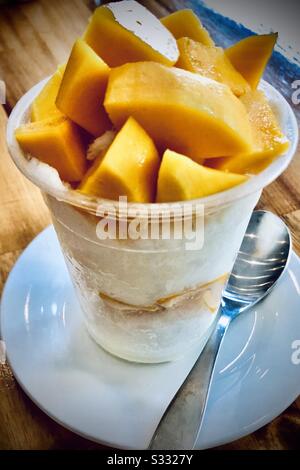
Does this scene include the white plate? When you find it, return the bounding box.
[1,226,300,450]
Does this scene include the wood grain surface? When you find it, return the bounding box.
[0,0,299,450]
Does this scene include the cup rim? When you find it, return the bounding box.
[6,77,299,215]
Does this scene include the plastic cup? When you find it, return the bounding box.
[7,78,298,363]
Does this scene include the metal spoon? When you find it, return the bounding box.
[150,210,291,450]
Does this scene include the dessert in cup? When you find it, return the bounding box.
[7,1,297,363]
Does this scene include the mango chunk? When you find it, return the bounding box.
[161,9,214,46]
[226,33,278,89]
[176,38,249,97]
[104,62,254,161]
[31,64,66,122]
[207,90,289,174]
[56,39,111,137]
[15,116,87,182]
[83,1,178,67]
[156,150,248,202]
[79,117,159,202]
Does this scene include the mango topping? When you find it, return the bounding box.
[104,61,254,161]
[79,117,160,202]
[161,9,214,46]
[15,116,87,182]
[226,33,278,89]
[56,39,111,137]
[31,64,66,122]
[156,150,248,202]
[14,2,287,202]
[176,38,249,97]
[207,90,289,174]
[83,1,179,67]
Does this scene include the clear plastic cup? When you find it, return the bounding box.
[7,78,298,363]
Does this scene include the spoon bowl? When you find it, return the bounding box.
[224,211,291,315]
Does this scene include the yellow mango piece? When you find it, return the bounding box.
[156,150,248,202]
[56,39,111,137]
[104,62,254,161]
[79,117,159,203]
[15,116,87,182]
[57,63,66,75]
[161,9,214,46]
[31,64,66,122]
[176,38,249,97]
[207,90,289,174]
[83,1,178,67]
[226,33,278,89]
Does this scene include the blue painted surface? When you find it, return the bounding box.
[182,0,300,120]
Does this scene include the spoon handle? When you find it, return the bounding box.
[149,312,230,450]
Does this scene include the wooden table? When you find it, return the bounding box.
[0,0,299,450]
